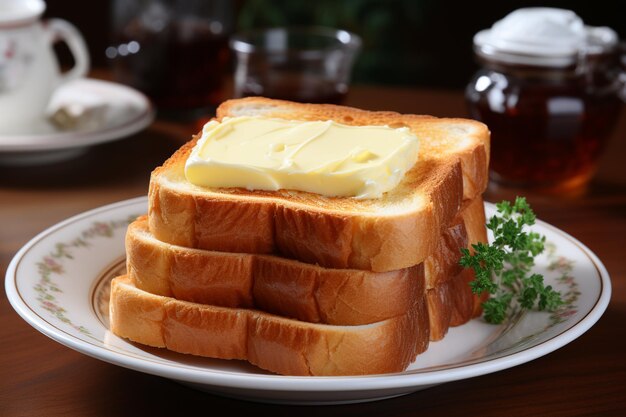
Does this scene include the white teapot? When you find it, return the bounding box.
[0,0,89,133]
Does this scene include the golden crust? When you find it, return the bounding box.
[427,268,487,341]
[128,216,424,326]
[128,196,486,325]
[109,266,484,375]
[109,275,429,376]
[148,98,490,271]
[425,198,489,341]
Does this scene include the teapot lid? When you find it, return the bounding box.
[474,8,618,67]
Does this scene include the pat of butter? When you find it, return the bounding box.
[184,116,419,199]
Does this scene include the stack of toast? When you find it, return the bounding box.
[109,97,491,376]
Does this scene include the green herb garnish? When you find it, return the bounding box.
[460,197,563,324]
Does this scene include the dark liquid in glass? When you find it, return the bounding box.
[467,68,621,189]
[111,17,229,109]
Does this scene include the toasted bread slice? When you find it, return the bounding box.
[148,98,490,272]
[109,275,429,376]
[423,197,487,289]
[427,267,487,341]
[127,197,486,325]
[424,198,487,340]
[128,215,424,326]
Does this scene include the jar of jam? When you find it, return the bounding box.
[466,8,625,192]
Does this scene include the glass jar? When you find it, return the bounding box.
[466,8,625,192]
[107,0,233,114]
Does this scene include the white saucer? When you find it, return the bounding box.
[4,198,611,405]
[0,78,154,165]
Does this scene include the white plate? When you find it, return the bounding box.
[0,78,154,164]
[5,197,611,405]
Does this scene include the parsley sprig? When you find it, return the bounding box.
[460,197,563,324]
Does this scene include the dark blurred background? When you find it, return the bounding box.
[44,0,626,90]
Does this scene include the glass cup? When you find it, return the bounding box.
[107,0,233,116]
[230,27,361,104]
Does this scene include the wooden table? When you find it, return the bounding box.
[1,85,625,416]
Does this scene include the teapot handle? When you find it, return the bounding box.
[45,18,90,85]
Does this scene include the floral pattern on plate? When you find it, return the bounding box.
[5,197,611,405]
[34,217,136,338]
